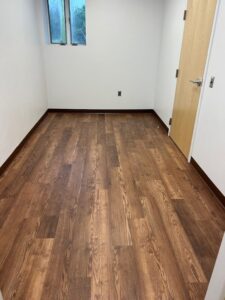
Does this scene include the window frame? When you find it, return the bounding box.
[47,0,67,45]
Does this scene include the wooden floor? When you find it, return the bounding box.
[0,112,224,300]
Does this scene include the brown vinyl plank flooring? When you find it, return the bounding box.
[0,112,224,300]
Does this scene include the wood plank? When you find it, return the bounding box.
[113,246,140,300]
[90,189,117,299]
[130,218,175,299]
[108,168,132,247]
[147,180,207,283]
[141,196,191,299]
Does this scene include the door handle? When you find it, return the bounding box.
[190,79,202,87]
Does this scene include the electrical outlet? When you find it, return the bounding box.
[118,91,122,97]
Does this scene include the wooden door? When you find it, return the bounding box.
[170,0,217,158]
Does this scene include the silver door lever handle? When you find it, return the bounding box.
[190,79,202,87]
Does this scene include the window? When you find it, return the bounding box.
[69,0,86,45]
[47,0,67,45]
[47,0,86,46]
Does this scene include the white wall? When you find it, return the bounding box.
[192,0,225,196]
[205,234,225,300]
[39,0,164,109]
[154,0,186,127]
[0,0,48,167]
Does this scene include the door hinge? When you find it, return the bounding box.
[175,69,179,78]
[183,10,187,21]
[169,118,172,126]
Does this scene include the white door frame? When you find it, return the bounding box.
[188,0,221,162]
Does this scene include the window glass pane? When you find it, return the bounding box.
[47,0,67,44]
[69,0,86,45]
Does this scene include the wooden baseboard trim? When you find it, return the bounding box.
[48,108,154,113]
[0,110,49,176]
[191,158,225,207]
[152,111,169,133]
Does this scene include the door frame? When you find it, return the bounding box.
[187,0,221,162]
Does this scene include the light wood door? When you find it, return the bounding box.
[170,0,217,158]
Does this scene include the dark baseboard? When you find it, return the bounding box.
[191,158,225,207]
[152,111,169,133]
[48,108,154,113]
[0,110,49,176]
